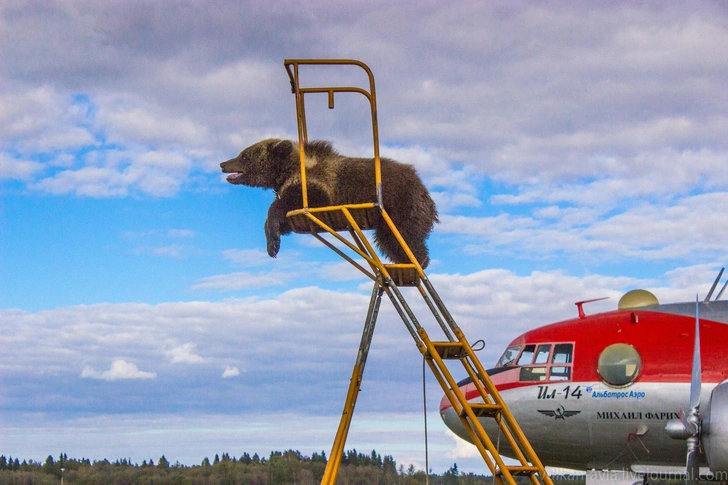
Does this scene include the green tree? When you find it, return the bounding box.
[42,455,56,475]
[267,450,303,485]
[443,463,459,485]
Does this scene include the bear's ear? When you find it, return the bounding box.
[268,139,294,159]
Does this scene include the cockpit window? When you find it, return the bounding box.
[496,342,575,382]
[534,344,551,364]
[513,343,575,382]
[520,366,547,381]
[549,366,571,381]
[496,345,522,367]
[552,343,573,364]
[517,344,536,366]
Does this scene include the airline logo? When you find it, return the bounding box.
[537,405,581,420]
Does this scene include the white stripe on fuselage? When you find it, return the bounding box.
[441,382,716,470]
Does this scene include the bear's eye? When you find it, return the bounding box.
[241,155,249,163]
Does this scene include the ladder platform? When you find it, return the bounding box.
[384,264,420,287]
[429,341,468,360]
[462,403,502,418]
[287,205,381,234]
[496,466,539,477]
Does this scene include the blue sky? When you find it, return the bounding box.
[2,0,728,474]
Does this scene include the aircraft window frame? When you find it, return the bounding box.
[520,366,548,381]
[517,344,536,366]
[496,345,522,367]
[597,343,641,387]
[509,342,574,383]
[549,366,571,381]
[552,343,573,364]
[534,344,551,364]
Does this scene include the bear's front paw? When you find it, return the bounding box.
[267,235,280,257]
[265,216,281,257]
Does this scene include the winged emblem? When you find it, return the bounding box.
[537,405,581,420]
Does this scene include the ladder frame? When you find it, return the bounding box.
[282,58,552,485]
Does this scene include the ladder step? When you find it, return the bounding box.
[496,465,539,477]
[430,342,467,360]
[384,264,419,287]
[461,403,502,418]
[287,206,381,233]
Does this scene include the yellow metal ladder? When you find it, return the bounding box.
[283,59,553,485]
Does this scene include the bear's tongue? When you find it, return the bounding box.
[226,173,244,183]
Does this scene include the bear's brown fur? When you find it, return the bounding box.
[221,139,438,268]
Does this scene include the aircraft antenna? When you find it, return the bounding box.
[715,278,728,301]
[704,267,724,302]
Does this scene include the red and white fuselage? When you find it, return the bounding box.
[439,296,728,471]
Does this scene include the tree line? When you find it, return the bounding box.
[0,450,586,485]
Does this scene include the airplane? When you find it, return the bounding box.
[439,271,728,484]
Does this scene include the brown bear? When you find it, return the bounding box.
[221,139,438,268]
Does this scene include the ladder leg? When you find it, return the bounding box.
[421,276,460,332]
[415,280,454,341]
[320,284,383,485]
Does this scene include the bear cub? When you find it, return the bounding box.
[221,139,438,268]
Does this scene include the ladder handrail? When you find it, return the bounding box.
[284,59,383,209]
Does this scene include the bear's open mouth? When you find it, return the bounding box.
[226,172,245,183]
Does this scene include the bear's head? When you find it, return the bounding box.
[221,139,297,190]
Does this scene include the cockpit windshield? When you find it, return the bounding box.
[495,342,575,382]
[496,345,522,367]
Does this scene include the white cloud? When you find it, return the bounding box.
[430,192,482,213]
[492,149,728,208]
[0,86,96,154]
[165,343,205,364]
[221,248,274,267]
[217,250,374,284]
[123,230,198,259]
[438,191,728,263]
[0,154,43,180]
[380,144,479,194]
[149,245,188,259]
[6,268,702,404]
[314,261,371,283]
[97,97,210,148]
[3,3,724,196]
[80,359,156,381]
[190,271,286,290]
[426,269,639,350]
[29,148,193,197]
[444,429,480,459]
[222,366,240,378]
[168,229,196,239]
[31,166,131,197]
